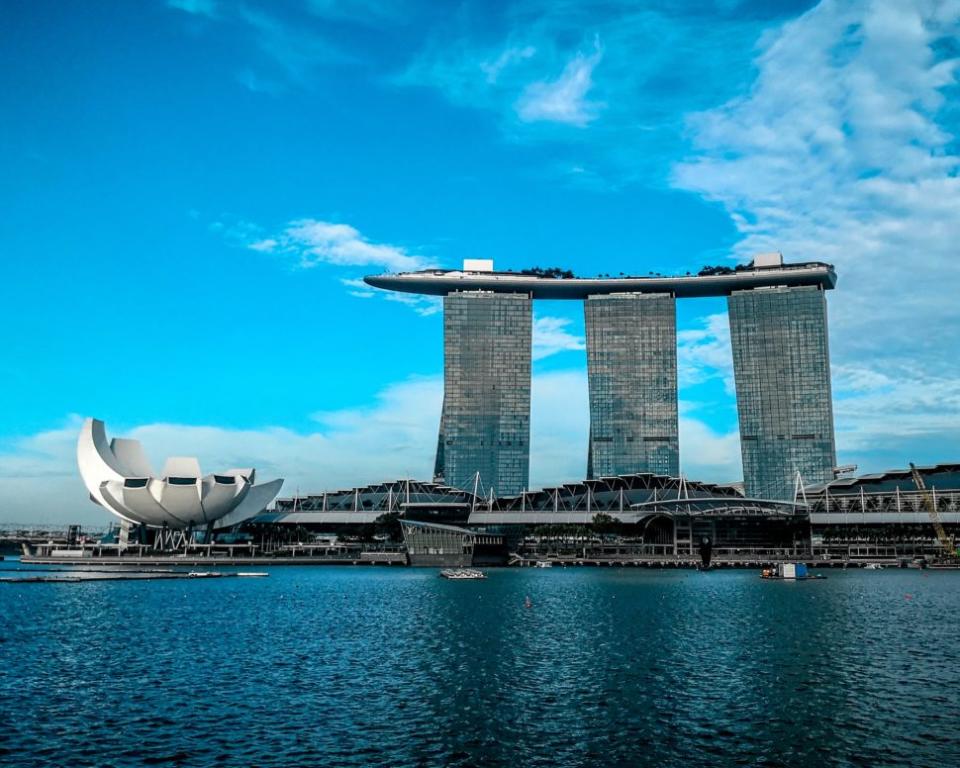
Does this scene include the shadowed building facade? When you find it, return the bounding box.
[434,291,531,495]
[728,285,836,500]
[584,293,679,478]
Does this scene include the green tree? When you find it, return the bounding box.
[374,511,403,542]
[591,513,617,536]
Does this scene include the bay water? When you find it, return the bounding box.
[1,562,958,767]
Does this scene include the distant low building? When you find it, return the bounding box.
[261,473,807,559]
[804,463,960,560]
[400,520,505,567]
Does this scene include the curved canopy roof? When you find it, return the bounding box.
[260,473,802,525]
[364,262,837,300]
[804,463,960,495]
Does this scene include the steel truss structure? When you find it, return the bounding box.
[805,464,960,524]
[271,480,475,516]
[265,473,803,526]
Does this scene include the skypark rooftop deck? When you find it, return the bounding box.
[364,258,837,299]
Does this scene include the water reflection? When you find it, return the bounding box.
[1,564,958,767]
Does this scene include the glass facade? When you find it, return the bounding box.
[584,293,679,478]
[434,291,531,496]
[728,285,836,501]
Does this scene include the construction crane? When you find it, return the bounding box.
[910,462,958,559]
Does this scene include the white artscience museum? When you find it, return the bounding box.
[77,418,283,530]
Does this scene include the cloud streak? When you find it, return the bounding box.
[251,218,431,272]
[516,43,603,126]
[676,312,733,392]
[167,0,217,17]
[0,372,748,525]
[236,216,444,315]
[167,0,355,93]
[672,0,960,468]
[399,1,778,183]
[532,315,585,360]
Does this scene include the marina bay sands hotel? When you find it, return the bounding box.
[365,253,837,502]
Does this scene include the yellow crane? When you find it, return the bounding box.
[910,462,958,559]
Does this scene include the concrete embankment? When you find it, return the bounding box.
[20,552,407,567]
[18,553,923,569]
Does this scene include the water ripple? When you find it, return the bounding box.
[1,566,959,766]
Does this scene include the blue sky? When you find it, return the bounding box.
[1,0,958,524]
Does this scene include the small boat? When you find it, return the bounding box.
[761,563,826,580]
[535,561,553,568]
[237,572,269,578]
[187,571,222,578]
[863,563,884,570]
[440,568,486,580]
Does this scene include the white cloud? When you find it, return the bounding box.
[234,216,446,313]
[0,417,91,525]
[676,312,733,392]
[306,0,404,24]
[340,277,375,298]
[0,379,446,527]
[167,2,353,93]
[529,370,589,485]
[212,214,445,316]
[167,0,216,17]
[530,369,744,486]
[0,371,752,525]
[236,6,350,87]
[269,219,431,272]
[248,237,277,252]
[679,415,742,483]
[532,315,585,360]
[399,3,775,185]
[481,45,537,84]
[384,292,443,317]
[673,0,960,469]
[674,0,960,349]
[833,366,960,451]
[516,44,603,126]
[235,68,284,95]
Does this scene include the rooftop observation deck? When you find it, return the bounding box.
[364,259,837,300]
